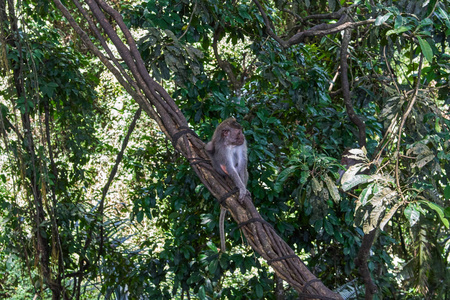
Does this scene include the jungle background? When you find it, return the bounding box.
[0,0,449,299]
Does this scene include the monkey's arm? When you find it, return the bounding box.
[225,164,247,201]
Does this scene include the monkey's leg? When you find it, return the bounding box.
[219,207,227,252]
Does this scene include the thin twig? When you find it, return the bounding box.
[395,54,424,201]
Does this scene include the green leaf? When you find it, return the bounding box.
[164,29,177,42]
[324,219,333,235]
[255,283,263,298]
[438,7,450,28]
[419,18,433,28]
[324,175,340,203]
[187,273,202,284]
[420,201,449,228]
[206,240,218,252]
[198,286,206,300]
[238,5,252,20]
[209,259,218,274]
[386,26,412,36]
[435,117,441,133]
[445,207,450,218]
[136,210,144,223]
[359,183,374,206]
[334,227,344,243]
[417,36,433,63]
[404,203,420,227]
[274,166,299,192]
[394,15,404,29]
[444,185,450,200]
[341,174,372,191]
[314,219,323,232]
[375,13,392,26]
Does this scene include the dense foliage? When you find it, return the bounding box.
[0,0,449,299]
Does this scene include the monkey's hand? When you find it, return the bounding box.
[238,188,247,203]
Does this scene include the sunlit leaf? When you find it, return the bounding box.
[386,26,412,36]
[341,174,372,191]
[311,177,322,194]
[420,201,450,228]
[364,205,384,234]
[325,175,340,203]
[380,202,402,230]
[375,13,392,26]
[412,154,435,168]
[359,183,374,206]
[207,240,218,252]
[368,187,397,207]
[404,203,421,227]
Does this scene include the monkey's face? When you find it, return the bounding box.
[223,127,245,146]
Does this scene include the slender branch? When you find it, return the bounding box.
[383,45,401,94]
[288,19,375,46]
[395,54,424,201]
[252,0,288,47]
[178,1,197,41]
[252,0,375,48]
[97,107,142,258]
[213,26,239,91]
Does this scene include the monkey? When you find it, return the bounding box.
[205,118,248,200]
[205,118,248,252]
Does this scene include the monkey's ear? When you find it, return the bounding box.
[222,129,230,137]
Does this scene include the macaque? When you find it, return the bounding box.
[205,118,248,252]
[205,118,248,201]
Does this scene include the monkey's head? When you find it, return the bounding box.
[220,118,245,146]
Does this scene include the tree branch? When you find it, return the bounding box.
[98,107,142,258]
[355,229,378,299]
[395,54,424,201]
[212,26,240,91]
[252,0,375,47]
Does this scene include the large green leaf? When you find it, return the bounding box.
[417,36,433,63]
[420,201,449,228]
